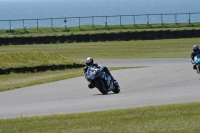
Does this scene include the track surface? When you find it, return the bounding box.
[0,59,200,119]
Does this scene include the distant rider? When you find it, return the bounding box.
[191,45,200,70]
[84,57,116,89]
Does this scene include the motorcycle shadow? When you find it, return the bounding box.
[93,92,120,96]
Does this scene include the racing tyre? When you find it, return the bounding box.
[94,80,108,94]
[113,85,120,93]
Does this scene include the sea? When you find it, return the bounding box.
[0,0,200,29]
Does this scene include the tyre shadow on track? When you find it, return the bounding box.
[93,92,120,96]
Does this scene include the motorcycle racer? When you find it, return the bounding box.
[84,57,116,89]
[191,45,200,70]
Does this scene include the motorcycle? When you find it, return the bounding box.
[194,54,200,74]
[85,66,120,94]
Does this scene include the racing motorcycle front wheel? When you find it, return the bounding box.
[94,80,108,95]
[112,83,120,93]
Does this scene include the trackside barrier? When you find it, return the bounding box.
[0,64,85,75]
[0,29,200,45]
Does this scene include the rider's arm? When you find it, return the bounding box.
[97,65,104,71]
[83,66,88,73]
[93,63,104,71]
[191,52,195,60]
[191,52,196,64]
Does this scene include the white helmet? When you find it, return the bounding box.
[86,57,94,66]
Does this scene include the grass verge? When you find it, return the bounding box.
[0,66,142,92]
[0,52,84,69]
[0,102,200,133]
[0,38,196,59]
[1,23,200,37]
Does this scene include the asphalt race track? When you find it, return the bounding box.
[0,59,200,119]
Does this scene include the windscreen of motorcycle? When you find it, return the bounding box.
[195,54,200,64]
[85,66,98,80]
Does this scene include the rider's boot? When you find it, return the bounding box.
[193,65,197,70]
[110,76,117,83]
[88,83,94,89]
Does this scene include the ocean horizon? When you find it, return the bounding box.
[0,0,200,29]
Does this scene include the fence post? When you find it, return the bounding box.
[37,19,39,30]
[64,18,67,30]
[161,13,163,25]
[23,19,26,30]
[105,16,107,27]
[23,19,24,28]
[79,17,80,29]
[188,13,191,24]
[51,18,53,29]
[9,20,11,30]
[120,15,122,26]
[147,14,149,27]
[133,15,135,25]
[175,13,177,24]
[92,16,94,28]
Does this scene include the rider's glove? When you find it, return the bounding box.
[191,59,195,64]
[83,66,87,73]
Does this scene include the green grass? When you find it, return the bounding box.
[0,38,196,59]
[0,102,200,133]
[1,22,200,37]
[0,52,84,69]
[0,68,83,92]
